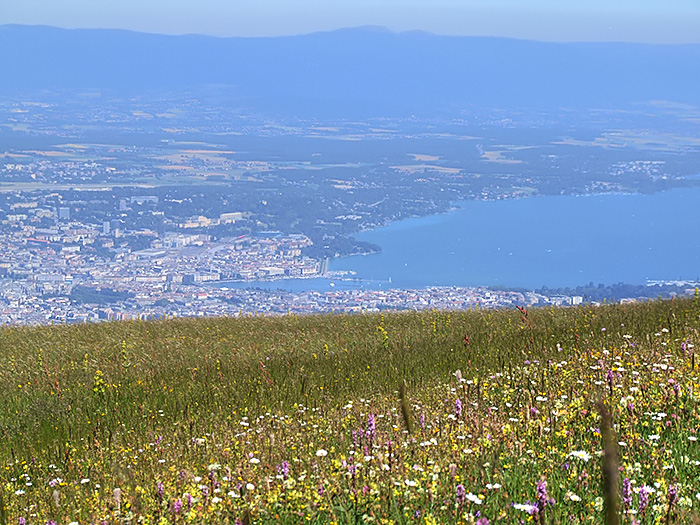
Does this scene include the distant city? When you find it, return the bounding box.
[2,26,700,324]
[1,179,697,324]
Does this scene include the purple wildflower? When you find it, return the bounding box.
[672,380,680,397]
[476,519,490,525]
[681,339,694,356]
[419,413,426,430]
[456,484,466,506]
[536,479,548,508]
[638,486,650,515]
[536,478,555,519]
[279,460,290,479]
[156,480,164,500]
[622,478,632,509]
[606,368,614,391]
[667,484,678,506]
[18,519,26,525]
[665,484,678,522]
[367,414,376,440]
[455,398,463,418]
[173,498,183,514]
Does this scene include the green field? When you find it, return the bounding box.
[2,298,700,524]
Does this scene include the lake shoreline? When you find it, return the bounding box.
[215,186,700,293]
[330,186,700,290]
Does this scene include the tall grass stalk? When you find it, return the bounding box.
[597,399,619,525]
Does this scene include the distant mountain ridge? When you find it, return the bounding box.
[2,24,700,115]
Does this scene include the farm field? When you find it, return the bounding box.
[2,298,700,524]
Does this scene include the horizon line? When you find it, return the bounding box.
[2,22,699,46]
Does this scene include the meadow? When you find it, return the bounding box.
[1,297,700,524]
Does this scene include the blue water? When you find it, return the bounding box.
[329,187,700,289]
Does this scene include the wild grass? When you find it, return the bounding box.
[1,297,700,523]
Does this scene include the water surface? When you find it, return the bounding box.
[330,188,700,289]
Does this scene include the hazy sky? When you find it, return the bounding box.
[3,0,700,43]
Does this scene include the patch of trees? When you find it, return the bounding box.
[69,286,133,305]
[536,282,693,302]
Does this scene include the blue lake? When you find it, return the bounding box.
[329,187,700,289]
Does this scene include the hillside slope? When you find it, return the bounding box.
[1,299,700,522]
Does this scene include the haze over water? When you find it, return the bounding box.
[330,187,700,289]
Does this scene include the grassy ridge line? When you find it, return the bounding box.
[0,300,693,460]
[0,298,699,523]
[0,309,487,456]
